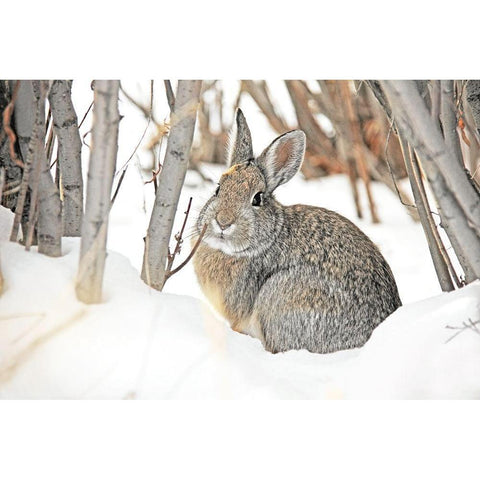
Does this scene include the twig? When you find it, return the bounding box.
[46,112,57,169]
[165,197,192,274]
[82,130,91,148]
[78,100,93,129]
[383,117,417,210]
[144,163,162,185]
[110,165,129,207]
[445,318,480,343]
[120,83,157,122]
[116,82,154,175]
[164,223,207,280]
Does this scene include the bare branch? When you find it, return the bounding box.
[381,80,480,281]
[165,197,192,274]
[164,223,207,280]
[340,80,379,223]
[398,135,456,291]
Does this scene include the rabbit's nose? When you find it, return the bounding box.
[215,213,234,231]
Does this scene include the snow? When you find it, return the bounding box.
[0,80,479,398]
[1,178,479,398]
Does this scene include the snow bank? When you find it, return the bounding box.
[0,225,478,399]
[345,283,480,398]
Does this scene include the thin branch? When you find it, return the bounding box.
[116,81,155,175]
[78,100,93,129]
[165,197,192,274]
[341,80,379,223]
[384,118,415,209]
[110,165,129,207]
[164,223,207,280]
[445,318,480,343]
[144,163,162,186]
[399,134,456,291]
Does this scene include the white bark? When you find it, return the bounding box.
[439,80,463,167]
[48,80,84,236]
[141,80,202,290]
[14,80,62,256]
[398,136,455,291]
[381,80,480,280]
[76,80,119,304]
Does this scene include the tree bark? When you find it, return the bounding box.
[381,80,480,281]
[398,135,455,291]
[13,80,62,256]
[76,80,120,304]
[48,80,84,236]
[439,80,463,167]
[141,80,202,290]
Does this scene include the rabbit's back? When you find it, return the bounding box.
[257,204,401,352]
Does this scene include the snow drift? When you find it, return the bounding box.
[0,233,478,399]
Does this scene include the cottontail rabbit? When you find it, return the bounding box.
[193,109,401,354]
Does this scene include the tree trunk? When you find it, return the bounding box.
[13,80,62,256]
[48,80,84,236]
[398,135,455,291]
[76,80,120,304]
[141,80,202,290]
[439,80,463,167]
[381,80,480,281]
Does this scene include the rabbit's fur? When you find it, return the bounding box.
[193,109,401,354]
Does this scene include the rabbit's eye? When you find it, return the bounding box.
[252,192,263,207]
[214,186,220,197]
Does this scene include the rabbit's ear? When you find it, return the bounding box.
[257,130,306,192]
[227,108,254,166]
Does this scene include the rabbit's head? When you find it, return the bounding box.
[197,109,306,257]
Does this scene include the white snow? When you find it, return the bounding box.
[0,80,479,399]
[1,173,479,398]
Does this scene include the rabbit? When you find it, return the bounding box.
[193,108,402,354]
